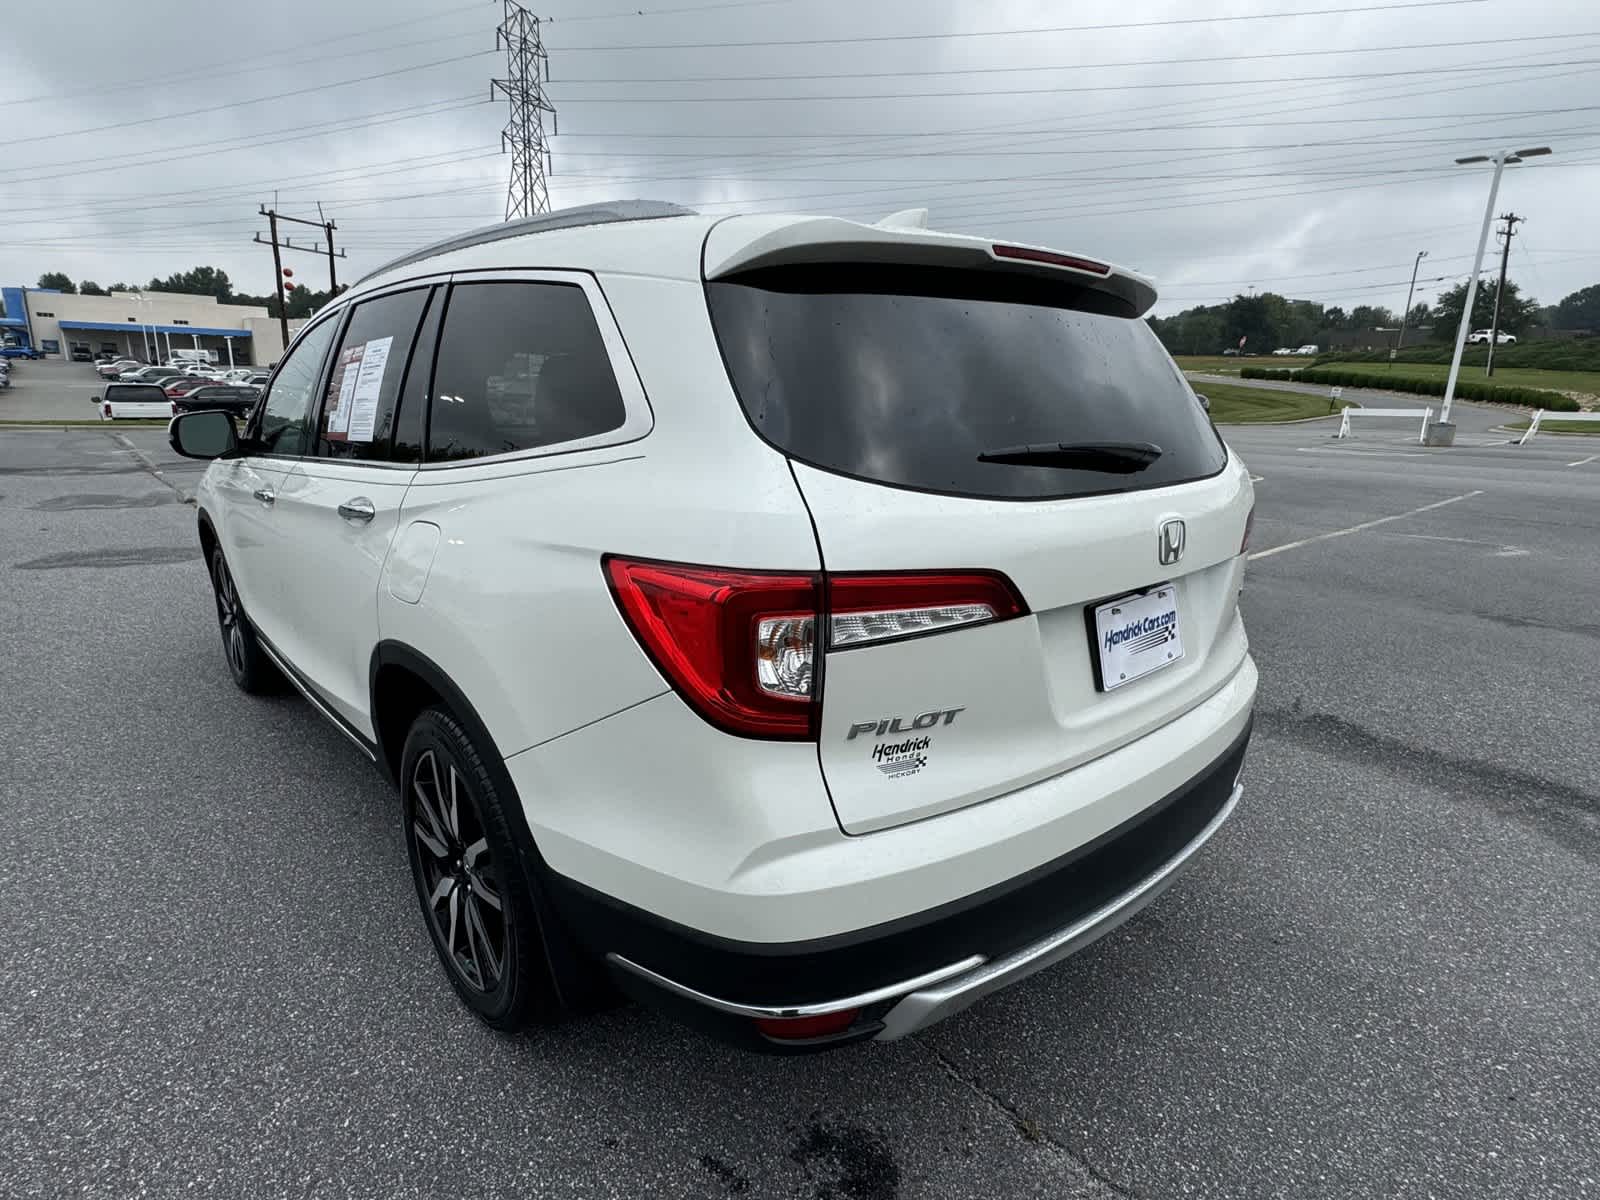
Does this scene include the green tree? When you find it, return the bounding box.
[79,280,108,296]
[146,265,234,301]
[1223,293,1285,353]
[1552,284,1600,332]
[1431,277,1538,339]
[1323,306,1348,328]
[108,282,131,292]
[1346,304,1396,331]
[36,271,76,293]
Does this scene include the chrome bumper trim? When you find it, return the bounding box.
[874,783,1243,1040]
[606,783,1241,1036]
[606,951,986,1021]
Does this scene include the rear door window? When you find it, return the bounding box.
[317,286,433,462]
[707,265,1226,501]
[425,281,627,463]
[107,384,167,404]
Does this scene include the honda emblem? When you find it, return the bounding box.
[1159,519,1186,566]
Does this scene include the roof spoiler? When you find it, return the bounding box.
[703,214,1157,316]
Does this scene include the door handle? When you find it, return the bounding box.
[338,497,376,524]
[252,487,275,504]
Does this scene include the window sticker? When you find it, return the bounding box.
[345,336,393,443]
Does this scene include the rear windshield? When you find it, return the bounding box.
[106,385,167,403]
[707,265,1226,500]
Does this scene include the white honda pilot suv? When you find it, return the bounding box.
[171,202,1257,1051]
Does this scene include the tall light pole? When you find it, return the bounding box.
[1433,146,1551,445]
[1395,249,1427,355]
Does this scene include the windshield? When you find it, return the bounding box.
[707,264,1225,501]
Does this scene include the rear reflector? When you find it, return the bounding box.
[754,1009,860,1041]
[605,558,1027,741]
[991,243,1111,276]
[1241,503,1256,555]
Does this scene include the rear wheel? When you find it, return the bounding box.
[401,707,560,1030]
[208,546,277,694]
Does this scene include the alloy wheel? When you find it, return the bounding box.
[409,749,506,992]
[211,554,248,678]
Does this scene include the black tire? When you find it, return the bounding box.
[208,545,278,694]
[400,707,561,1030]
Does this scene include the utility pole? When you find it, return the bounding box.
[1485,212,1521,378]
[255,203,347,354]
[263,208,288,350]
[492,0,557,219]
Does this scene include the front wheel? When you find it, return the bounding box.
[401,707,561,1030]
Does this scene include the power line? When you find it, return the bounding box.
[546,0,803,22]
[0,51,493,149]
[547,0,1490,51]
[545,58,1600,103]
[0,96,490,186]
[0,0,490,108]
[548,31,1600,84]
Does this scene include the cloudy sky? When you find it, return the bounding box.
[1,0,1595,315]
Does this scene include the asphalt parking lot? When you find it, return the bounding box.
[2,411,1598,1199]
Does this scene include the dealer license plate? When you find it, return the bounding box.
[1092,585,1185,692]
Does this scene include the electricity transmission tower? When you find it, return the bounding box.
[492,0,556,220]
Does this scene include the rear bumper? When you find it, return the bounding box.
[549,714,1251,1049]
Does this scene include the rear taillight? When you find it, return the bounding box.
[170,402,178,415]
[605,557,1026,741]
[1241,503,1256,555]
[605,559,820,739]
[103,403,112,418]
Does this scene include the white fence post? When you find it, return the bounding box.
[1336,408,1352,439]
[1518,410,1544,445]
[1419,406,1433,445]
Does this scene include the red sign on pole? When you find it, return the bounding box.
[1238,336,1247,349]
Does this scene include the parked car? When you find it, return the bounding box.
[244,371,270,387]
[221,368,257,384]
[117,365,183,383]
[0,363,9,389]
[97,359,141,378]
[1271,347,1295,356]
[1294,344,1319,355]
[168,202,1256,1050]
[164,376,212,397]
[0,345,43,359]
[173,384,260,417]
[70,346,94,362]
[1467,329,1516,345]
[101,382,177,421]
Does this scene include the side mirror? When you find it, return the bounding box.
[169,409,238,460]
[1194,392,1210,412]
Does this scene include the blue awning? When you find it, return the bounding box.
[57,320,252,338]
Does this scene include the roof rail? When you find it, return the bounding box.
[355,200,699,286]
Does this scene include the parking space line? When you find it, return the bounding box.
[1568,454,1598,468]
[1247,490,1484,562]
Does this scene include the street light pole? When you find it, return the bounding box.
[1436,147,1551,443]
[1395,249,1427,355]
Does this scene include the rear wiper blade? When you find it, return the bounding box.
[976,440,1164,473]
